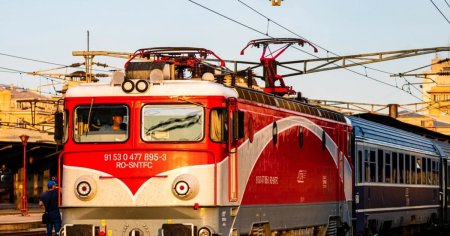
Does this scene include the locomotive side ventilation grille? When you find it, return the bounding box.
[235,87,345,123]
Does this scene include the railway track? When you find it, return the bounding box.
[0,229,46,236]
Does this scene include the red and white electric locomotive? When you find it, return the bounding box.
[58,44,353,236]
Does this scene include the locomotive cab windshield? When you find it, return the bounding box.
[142,104,204,142]
[73,105,129,143]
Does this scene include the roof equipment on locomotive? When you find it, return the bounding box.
[240,38,318,96]
[117,47,231,94]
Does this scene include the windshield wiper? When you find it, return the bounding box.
[145,114,201,135]
[85,98,95,136]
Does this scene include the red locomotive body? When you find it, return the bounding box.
[58,47,352,236]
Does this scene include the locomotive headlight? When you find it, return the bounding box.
[121,79,135,93]
[198,226,213,236]
[172,174,199,200]
[76,181,91,196]
[135,79,149,93]
[174,181,190,196]
[74,176,97,201]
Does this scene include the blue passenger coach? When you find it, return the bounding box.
[433,140,450,225]
[348,116,443,235]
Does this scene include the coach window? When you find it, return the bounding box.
[369,150,376,182]
[448,165,450,186]
[432,160,438,185]
[405,154,410,184]
[364,150,370,182]
[385,152,391,183]
[377,149,384,182]
[417,157,422,184]
[398,153,405,184]
[357,150,363,183]
[416,157,422,184]
[447,165,450,187]
[73,105,129,143]
[392,152,398,183]
[414,156,420,184]
[411,155,416,184]
[410,155,416,184]
[422,157,431,184]
[142,104,204,142]
[426,158,432,185]
[210,108,227,142]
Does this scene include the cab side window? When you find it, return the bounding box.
[210,108,227,143]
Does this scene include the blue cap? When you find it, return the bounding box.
[47,180,57,188]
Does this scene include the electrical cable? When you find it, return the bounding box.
[0,52,112,73]
[0,52,66,66]
[188,0,266,35]
[0,66,73,95]
[0,66,25,73]
[188,0,425,101]
[236,0,446,104]
[398,58,449,74]
[237,0,393,75]
[0,70,21,74]
[430,0,450,25]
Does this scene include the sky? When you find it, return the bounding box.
[1,0,449,106]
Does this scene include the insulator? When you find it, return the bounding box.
[224,75,232,86]
[247,69,253,88]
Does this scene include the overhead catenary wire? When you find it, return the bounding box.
[188,0,426,102]
[0,65,94,86]
[188,0,266,36]
[0,52,66,67]
[236,0,437,104]
[236,0,448,104]
[0,66,71,82]
[0,70,20,74]
[396,58,450,75]
[236,0,393,76]
[0,66,29,74]
[0,66,69,95]
[0,52,112,73]
[430,0,450,25]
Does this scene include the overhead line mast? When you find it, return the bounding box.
[209,45,450,79]
[280,47,450,74]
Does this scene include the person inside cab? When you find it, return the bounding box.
[100,112,126,131]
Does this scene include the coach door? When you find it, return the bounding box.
[227,97,244,202]
[339,126,353,227]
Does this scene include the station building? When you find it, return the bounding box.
[397,58,450,135]
[0,84,60,209]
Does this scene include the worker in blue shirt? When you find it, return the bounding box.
[39,180,62,236]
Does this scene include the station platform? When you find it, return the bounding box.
[0,203,46,235]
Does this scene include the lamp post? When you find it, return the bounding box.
[19,134,29,216]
